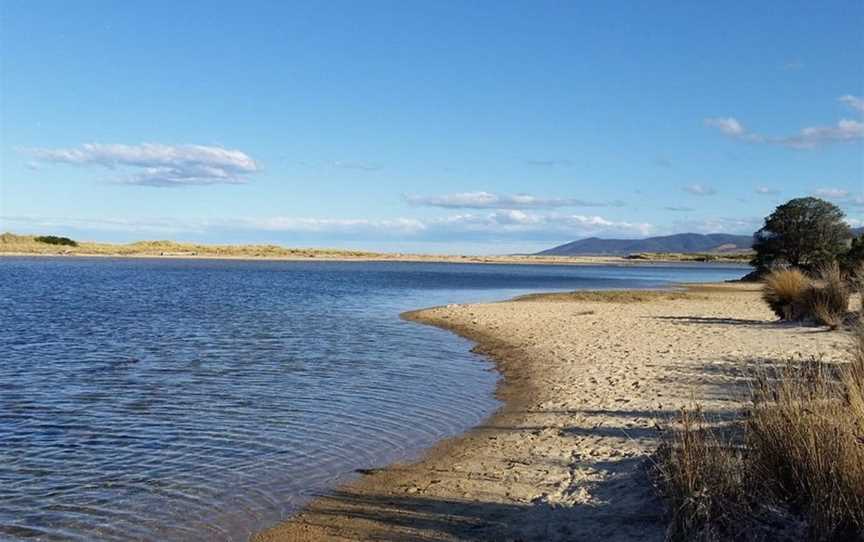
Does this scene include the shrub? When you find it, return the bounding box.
[762,268,811,320]
[805,264,850,329]
[34,235,78,247]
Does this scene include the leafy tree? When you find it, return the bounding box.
[751,197,851,272]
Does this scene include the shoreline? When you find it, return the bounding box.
[252,283,844,541]
[0,251,750,268]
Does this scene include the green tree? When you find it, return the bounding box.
[751,197,851,272]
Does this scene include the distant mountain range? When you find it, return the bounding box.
[536,233,754,256]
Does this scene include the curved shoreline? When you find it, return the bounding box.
[253,284,841,541]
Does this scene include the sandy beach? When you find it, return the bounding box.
[253,283,849,541]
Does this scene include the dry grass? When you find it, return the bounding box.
[514,289,698,303]
[762,268,811,320]
[748,353,864,540]
[806,264,850,329]
[653,408,753,541]
[654,326,864,541]
[0,232,381,259]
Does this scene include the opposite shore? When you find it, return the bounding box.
[253,283,846,541]
[0,232,750,266]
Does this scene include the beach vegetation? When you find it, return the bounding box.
[654,327,864,541]
[805,263,850,329]
[751,197,852,274]
[762,267,812,320]
[761,264,853,327]
[34,235,78,247]
[842,236,864,276]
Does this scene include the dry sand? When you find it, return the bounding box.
[253,283,848,542]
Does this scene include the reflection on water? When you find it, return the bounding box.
[0,258,746,540]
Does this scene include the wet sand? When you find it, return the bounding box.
[253,283,846,541]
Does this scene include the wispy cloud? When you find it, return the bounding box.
[670,216,761,235]
[812,188,864,209]
[754,186,780,195]
[780,120,864,149]
[783,60,804,71]
[682,184,717,196]
[330,160,383,171]
[403,191,625,209]
[525,159,574,167]
[814,187,850,198]
[24,143,259,186]
[840,95,864,113]
[704,117,746,137]
[704,96,864,149]
[664,206,695,212]
[2,211,653,240]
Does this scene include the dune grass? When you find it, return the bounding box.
[0,232,380,259]
[762,268,811,320]
[654,325,864,541]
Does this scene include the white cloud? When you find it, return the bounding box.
[704,117,746,136]
[404,191,625,209]
[754,186,780,195]
[24,143,259,186]
[682,184,717,196]
[814,187,850,198]
[840,95,864,113]
[705,96,864,149]
[779,119,864,149]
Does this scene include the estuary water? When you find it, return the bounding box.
[0,258,747,541]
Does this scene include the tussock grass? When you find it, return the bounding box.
[761,265,852,327]
[762,268,811,320]
[807,264,851,329]
[654,327,864,541]
[654,407,753,541]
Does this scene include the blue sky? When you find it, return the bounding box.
[1,1,862,254]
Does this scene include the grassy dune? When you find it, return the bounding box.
[0,232,753,264]
[0,232,383,259]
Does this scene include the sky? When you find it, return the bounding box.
[1,1,863,254]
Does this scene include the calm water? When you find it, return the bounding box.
[0,258,747,541]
